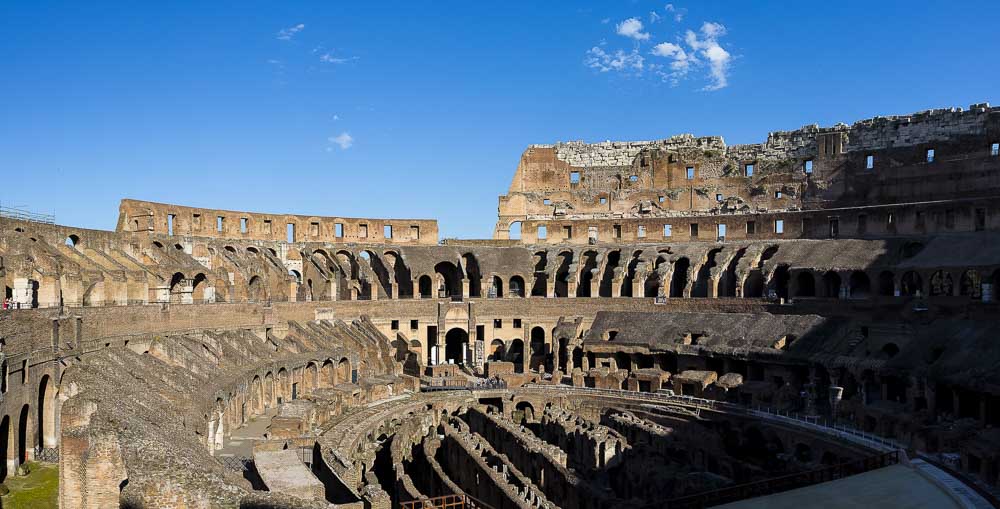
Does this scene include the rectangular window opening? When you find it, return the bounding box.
[264,219,273,234]
[310,222,319,236]
[537,225,548,239]
[390,320,399,330]
[746,221,756,234]
[716,194,723,202]
[926,148,935,163]
[829,218,839,238]
[804,160,813,174]
[543,198,552,205]
[240,217,249,234]
[775,219,785,234]
[192,213,202,228]
[513,319,522,328]
[217,216,224,232]
[167,214,175,236]
[588,226,598,242]
[359,224,368,238]
[286,223,295,243]
[410,225,419,239]
[613,224,622,239]
[686,167,695,180]
[570,171,580,184]
[493,318,502,328]
[384,224,392,239]
[410,319,418,330]
[689,223,699,237]
[992,143,999,157]
[658,195,666,203]
[663,224,672,237]
[775,191,783,199]
[637,225,646,238]
[717,224,726,240]
[744,163,755,177]
[600,197,607,204]
[865,154,874,169]
[335,223,344,238]
[564,225,572,239]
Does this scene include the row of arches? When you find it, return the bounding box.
[0,373,57,482]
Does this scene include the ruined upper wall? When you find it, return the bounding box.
[117,199,439,244]
[531,103,998,171]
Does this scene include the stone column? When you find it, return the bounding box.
[412,278,421,299]
[391,281,399,300]
[179,278,194,304]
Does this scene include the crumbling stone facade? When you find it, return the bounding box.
[0,102,998,507]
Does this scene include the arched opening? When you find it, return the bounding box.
[558,338,569,372]
[901,271,922,296]
[247,275,266,303]
[882,343,900,359]
[849,271,871,298]
[434,262,462,298]
[488,339,506,362]
[514,401,534,422]
[772,265,790,300]
[490,275,504,298]
[670,257,690,298]
[554,251,573,297]
[461,253,482,298]
[385,251,413,298]
[692,248,722,297]
[622,250,642,297]
[531,251,548,296]
[718,248,746,297]
[822,271,841,298]
[795,272,815,297]
[444,328,469,365]
[65,234,80,247]
[418,275,433,298]
[577,251,598,297]
[930,270,954,297]
[507,339,524,373]
[599,250,621,297]
[572,347,584,371]
[321,360,335,388]
[191,273,208,303]
[960,270,982,299]
[743,272,764,298]
[37,375,56,449]
[614,352,631,373]
[643,271,661,298]
[509,275,525,297]
[529,327,546,372]
[17,404,29,467]
[0,416,7,481]
[878,271,895,296]
[336,358,351,385]
[508,221,522,240]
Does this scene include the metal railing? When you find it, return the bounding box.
[218,455,253,473]
[0,205,55,225]
[400,493,496,509]
[660,450,901,509]
[748,406,903,451]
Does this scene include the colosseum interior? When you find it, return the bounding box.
[2,103,1000,508]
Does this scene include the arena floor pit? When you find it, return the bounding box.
[2,103,1000,508]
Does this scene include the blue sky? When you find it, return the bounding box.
[2,1,998,239]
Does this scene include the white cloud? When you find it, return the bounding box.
[329,132,353,150]
[684,21,732,90]
[332,114,340,121]
[650,42,691,83]
[585,46,644,74]
[276,23,305,41]
[665,4,685,22]
[615,18,650,40]
[649,11,662,23]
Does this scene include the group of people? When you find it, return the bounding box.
[1,298,21,310]
[471,376,508,390]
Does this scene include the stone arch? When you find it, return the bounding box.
[247,275,267,303]
[771,265,790,301]
[795,271,816,297]
[461,253,482,298]
[445,328,469,365]
[599,250,621,297]
[17,404,29,467]
[490,275,504,298]
[670,257,690,298]
[418,275,433,298]
[321,360,335,388]
[434,262,462,298]
[878,271,895,296]
[191,273,208,302]
[960,269,982,299]
[621,250,642,297]
[508,339,525,373]
[509,275,525,297]
[488,339,506,362]
[930,270,954,297]
[718,248,747,297]
[531,251,548,296]
[822,271,841,298]
[529,326,546,372]
[337,358,351,385]
[385,251,413,298]
[576,251,599,297]
[849,271,871,298]
[37,374,56,449]
[901,271,922,296]
[692,248,723,297]
[743,271,764,298]
[66,234,80,247]
[572,347,584,370]
[553,251,573,297]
